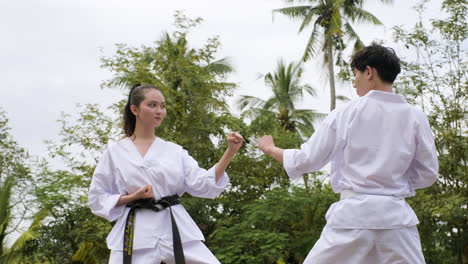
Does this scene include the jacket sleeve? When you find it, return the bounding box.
[182,149,229,199]
[88,147,126,221]
[407,113,439,189]
[283,111,338,180]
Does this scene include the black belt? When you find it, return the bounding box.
[123,195,185,264]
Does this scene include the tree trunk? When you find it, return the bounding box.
[303,174,309,191]
[327,43,336,111]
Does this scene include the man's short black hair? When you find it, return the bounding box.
[350,43,401,83]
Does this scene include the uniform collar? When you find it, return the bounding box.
[119,137,162,158]
[365,90,407,103]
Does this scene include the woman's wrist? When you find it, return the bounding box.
[127,193,137,201]
[118,193,137,206]
[226,146,238,155]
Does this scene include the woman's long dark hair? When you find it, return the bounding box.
[123,84,160,137]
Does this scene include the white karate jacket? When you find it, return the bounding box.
[88,137,228,250]
[284,90,439,229]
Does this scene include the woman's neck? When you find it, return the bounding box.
[132,124,156,141]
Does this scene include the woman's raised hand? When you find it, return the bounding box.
[227,132,243,153]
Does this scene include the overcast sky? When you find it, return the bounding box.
[1,0,448,160]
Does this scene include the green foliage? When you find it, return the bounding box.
[0,174,14,257]
[72,241,109,264]
[210,182,337,264]
[17,104,118,263]
[238,59,324,139]
[0,109,32,260]
[45,103,122,166]
[1,209,48,263]
[393,0,467,263]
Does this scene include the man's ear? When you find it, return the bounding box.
[366,66,376,80]
[130,105,138,116]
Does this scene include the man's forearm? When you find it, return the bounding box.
[267,146,284,165]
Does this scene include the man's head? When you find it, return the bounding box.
[350,43,401,96]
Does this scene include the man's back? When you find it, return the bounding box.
[331,90,438,197]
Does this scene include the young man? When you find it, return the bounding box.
[258,43,438,263]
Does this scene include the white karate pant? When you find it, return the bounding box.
[109,240,220,264]
[304,225,425,264]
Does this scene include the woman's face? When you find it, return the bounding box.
[132,89,166,128]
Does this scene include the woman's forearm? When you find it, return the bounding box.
[115,194,137,207]
[215,148,237,181]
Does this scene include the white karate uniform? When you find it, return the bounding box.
[88,137,228,263]
[108,240,220,264]
[283,90,438,263]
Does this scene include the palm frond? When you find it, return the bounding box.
[296,122,314,138]
[301,84,318,97]
[241,108,276,119]
[337,95,351,102]
[343,22,364,52]
[292,109,326,122]
[346,7,383,25]
[273,6,311,19]
[205,57,235,75]
[281,0,321,3]
[1,208,48,263]
[264,72,275,88]
[263,97,279,111]
[72,241,109,264]
[0,175,14,233]
[237,95,266,111]
[298,6,322,33]
[302,21,322,62]
[291,109,326,138]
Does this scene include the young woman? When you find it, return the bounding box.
[88,84,243,264]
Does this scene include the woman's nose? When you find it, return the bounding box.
[155,107,164,114]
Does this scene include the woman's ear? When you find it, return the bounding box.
[130,105,138,116]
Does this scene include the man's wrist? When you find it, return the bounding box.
[265,146,276,156]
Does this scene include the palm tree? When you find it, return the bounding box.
[0,209,48,263]
[155,32,235,93]
[0,175,14,258]
[274,0,390,110]
[238,59,324,139]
